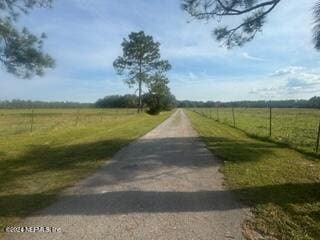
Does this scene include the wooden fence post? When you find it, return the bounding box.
[217,106,219,122]
[316,120,320,153]
[30,107,34,132]
[75,108,80,126]
[232,107,236,128]
[269,107,272,137]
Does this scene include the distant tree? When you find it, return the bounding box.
[182,0,320,51]
[308,96,320,108]
[0,0,55,78]
[161,93,177,110]
[113,31,171,113]
[95,94,138,108]
[143,73,176,114]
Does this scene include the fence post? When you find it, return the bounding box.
[30,107,34,132]
[316,120,320,153]
[217,106,219,121]
[75,108,80,126]
[232,107,236,128]
[269,107,272,137]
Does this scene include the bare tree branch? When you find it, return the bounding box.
[182,0,281,48]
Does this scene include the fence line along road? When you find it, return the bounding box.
[190,107,320,155]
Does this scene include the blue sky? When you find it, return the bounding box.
[1,0,320,102]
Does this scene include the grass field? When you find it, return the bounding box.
[0,108,171,233]
[187,110,320,240]
[191,108,320,155]
[0,108,137,136]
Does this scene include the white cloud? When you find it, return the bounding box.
[269,66,320,82]
[250,66,320,99]
[269,66,306,77]
[241,52,265,61]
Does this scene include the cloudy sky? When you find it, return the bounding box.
[1,0,320,102]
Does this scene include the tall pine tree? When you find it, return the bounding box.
[113,31,171,112]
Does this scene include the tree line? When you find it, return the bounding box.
[178,96,320,108]
[95,94,177,111]
[2,96,319,109]
[0,94,177,110]
[0,100,92,109]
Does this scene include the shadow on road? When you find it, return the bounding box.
[1,182,320,217]
[1,136,314,219]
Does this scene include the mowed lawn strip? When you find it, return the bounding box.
[186,110,320,240]
[0,110,172,233]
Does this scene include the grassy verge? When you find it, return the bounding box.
[191,107,320,155]
[186,110,320,240]
[0,110,172,234]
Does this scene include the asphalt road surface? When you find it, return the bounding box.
[5,109,250,240]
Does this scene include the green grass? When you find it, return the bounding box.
[0,108,137,136]
[0,108,172,233]
[186,110,320,240]
[192,108,320,155]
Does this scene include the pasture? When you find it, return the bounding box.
[187,110,320,240]
[0,108,171,232]
[190,107,320,155]
[0,108,137,136]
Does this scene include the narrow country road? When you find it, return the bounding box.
[6,109,250,240]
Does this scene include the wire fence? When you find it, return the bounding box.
[190,107,320,154]
[0,108,137,136]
